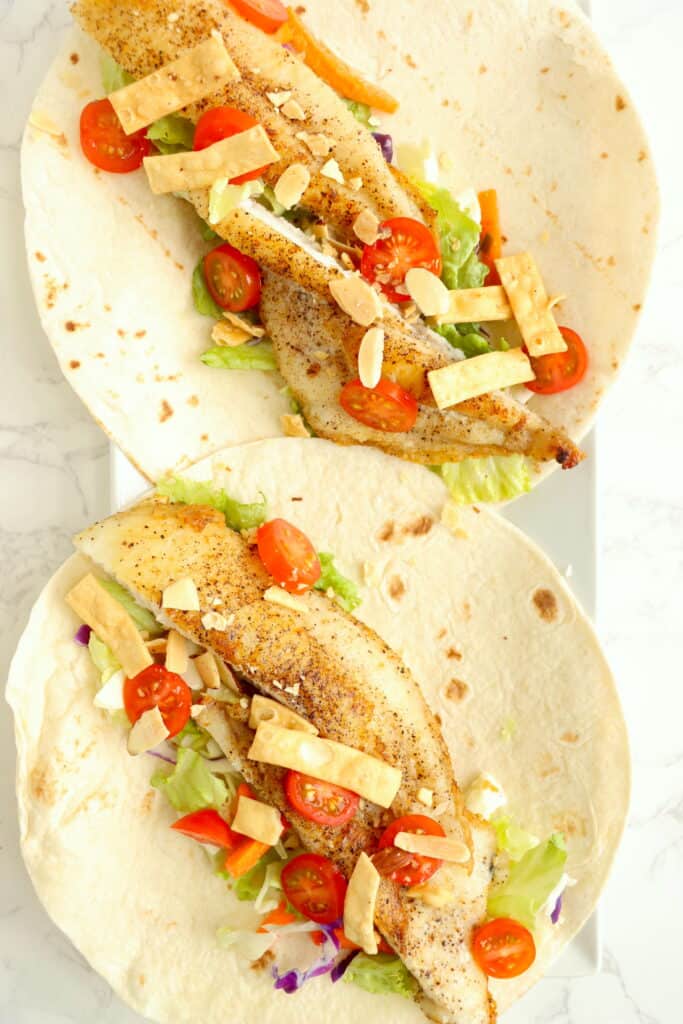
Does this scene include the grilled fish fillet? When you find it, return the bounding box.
[74,498,496,1024]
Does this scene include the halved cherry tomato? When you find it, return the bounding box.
[376,814,446,888]
[171,809,240,849]
[478,189,502,286]
[229,0,288,34]
[472,918,536,979]
[340,378,419,433]
[80,98,151,173]
[256,518,321,593]
[525,327,589,395]
[194,107,269,184]
[123,664,191,737]
[360,217,442,303]
[281,853,347,924]
[285,771,359,828]
[203,243,261,312]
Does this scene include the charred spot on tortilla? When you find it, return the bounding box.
[30,764,59,806]
[533,587,558,622]
[615,94,627,111]
[445,679,469,702]
[187,395,199,407]
[388,576,406,600]
[378,521,395,542]
[560,731,580,745]
[404,515,434,537]
[65,320,89,332]
[35,251,46,262]
[159,400,173,423]
[69,360,81,370]
[446,647,462,661]
[552,812,588,838]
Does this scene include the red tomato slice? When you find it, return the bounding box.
[376,814,446,888]
[171,809,240,849]
[229,0,288,33]
[472,918,536,979]
[339,378,418,433]
[194,106,269,184]
[80,98,151,174]
[281,853,347,924]
[525,327,589,395]
[203,243,262,312]
[360,217,442,303]
[256,518,321,594]
[285,771,359,828]
[123,664,191,737]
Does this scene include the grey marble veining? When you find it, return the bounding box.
[1,1,681,1022]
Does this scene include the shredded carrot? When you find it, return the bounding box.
[311,927,392,954]
[224,838,271,879]
[477,189,502,286]
[278,9,399,114]
[258,900,298,933]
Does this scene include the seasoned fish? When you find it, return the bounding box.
[74,497,496,1024]
[261,274,584,467]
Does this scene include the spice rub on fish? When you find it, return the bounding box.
[74,497,497,1023]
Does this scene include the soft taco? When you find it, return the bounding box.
[22,0,657,501]
[8,439,629,1023]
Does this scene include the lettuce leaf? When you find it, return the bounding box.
[192,260,224,319]
[492,815,540,862]
[487,834,567,930]
[151,748,228,813]
[344,98,373,128]
[414,180,488,291]
[231,848,283,900]
[344,954,419,1000]
[147,114,195,154]
[88,632,120,685]
[439,456,532,505]
[314,553,361,613]
[201,342,277,372]
[100,54,134,94]
[157,474,268,531]
[435,323,491,359]
[98,577,163,635]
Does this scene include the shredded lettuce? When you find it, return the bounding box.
[100,54,134,94]
[344,954,419,1000]
[488,834,567,930]
[192,259,224,319]
[435,322,491,359]
[147,114,195,154]
[344,98,373,128]
[314,553,362,613]
[415,180,488,291]
[439,456,532,505]
[174,718,213,754]
[151,748,229,813]
[492,815,540,862]
[157,474,268,532]
[231,848,285,902]
[98,577,162,635]
[87,632,120,685]
[209,177,263,224]
[201,342,277,372]
[216,927,276,961]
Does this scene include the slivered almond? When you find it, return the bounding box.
[146,637,168,654]
[281,413,310,438]
[211,321,251,347]
[405,268,451,316]
[320,158,345,184]
[223,312,266,338]
[127,706,169,756]
[201,610,230,631]
[417,787,434,808]
[165,630,189,674]
[274,163,310,210]
[353,210,380,245]
[348,176,363,191]
[281,98,305,120]
[329,275,383,327]
[267,90,292,107]
[249,695,318,735]
[296,131,334,157]
[162,577,200,612]
[263,587,308,612]
[193,650,221,689]
[358,327,385,389]
[216,658,240,693]
[394,832,470,863]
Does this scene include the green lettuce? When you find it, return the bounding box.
[314,553,361,613]
[435,322,491,359]
[88,632,120,685]
[157,474,268,531]
[201,342,277,372]
[192,260,224,319]
[344,98,373,128]
[492,815,540,862]
[98,578,163,635]
[231,848,283,900]
[344,954,419,1000]
[147,114,195,154]
[151,748,228,813]
[439,456,532,505]
[100,54,134,94]
[487,834,567,930]
[415,180,488,291]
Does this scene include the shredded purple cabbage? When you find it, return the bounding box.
[74,624,92,646]
[372,132,394,163]
[147,749,177,766]
[271,924,339,993]
[331,950,359,983]
[550,895,563,924]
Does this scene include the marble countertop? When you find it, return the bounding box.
[1,1,681,1021]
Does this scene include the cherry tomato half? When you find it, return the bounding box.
[123,663,191,737]
[80,98,151,174]
[229,0,288,33]
[377,814,446,888]
[525,327,589,395]
[203,243,262,312]
[472,918,537,979]
[194,106,269,184]
[281,853,347,924]
[340,378,419,433]
[285,771,360,828]
[360,217,442,303]
[256,518,321,593]
[171,809,240,849]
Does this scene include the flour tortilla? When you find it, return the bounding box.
[7,439,629,1021]
[21,1,657,485]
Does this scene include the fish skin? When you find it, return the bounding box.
[73,497,496,1024]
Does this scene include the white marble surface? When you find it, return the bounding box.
[1,1,681,1021]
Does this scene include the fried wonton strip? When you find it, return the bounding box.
[495,253,567,357]
[435,286,512,326]
[428,348,535,410]
[143,126,279,193]
[66,574,153,678]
